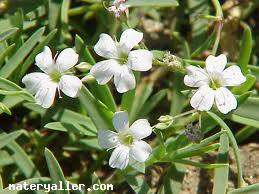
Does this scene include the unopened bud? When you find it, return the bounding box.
[154,123,170,130]
[81,74,95,83]
[158,115,173,123]
[163,52,185,73]
[75,62,92,72]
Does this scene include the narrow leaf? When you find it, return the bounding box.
[45,148,69,194]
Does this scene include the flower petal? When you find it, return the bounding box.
[56,48,79,72]
[222,65,246,86]
[215,87,237,114]
[98,130,119,149]
[184,65,209,87]
[35,46,54,73]
[127,49,153,71]
[205,54,227,75]
[114,65,136,93]
[190,85,215,111]
[59,75,82,98]
[130,140,152,162]
[129,119,152,140]
[34,80,57,108]
[22,72,50,95]
[90,59,120,85]
[109,145,130,169]
[119,29,143,53]
[112,111,129,132]
[94,33,118,58]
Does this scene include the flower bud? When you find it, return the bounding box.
[163,52,185,73]
[81,74,95,83]
[158,115,173,123]
[75,62,92,72]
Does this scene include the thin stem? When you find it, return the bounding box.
[174,109,198,120]
[211,0,224,55]
[211,0,223,17]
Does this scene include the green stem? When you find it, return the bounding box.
[211,0,224,55]
[207,111,243,188]
[174,109,197,119]
[174,159,228,169]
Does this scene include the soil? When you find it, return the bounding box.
[179,143,259,194]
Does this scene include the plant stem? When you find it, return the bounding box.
[174,109,198,120]
[211,0,224,55]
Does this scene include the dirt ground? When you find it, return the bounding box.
[179,143,259,194]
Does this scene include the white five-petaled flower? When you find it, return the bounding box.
[90,29,153,93]
[184,54,246,114]
[108,0,128,18]
[22,46,82,109]
[98,111,152,170]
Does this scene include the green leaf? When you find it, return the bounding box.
[24,103,97,131]
[75,35,116,112]
[48,0,61,30]
[45,148,69,194]
[174,159,228,169]
[126,0,179,7]
[0,131,22,149]
[228,183,259,194]
[126,175,150,194]
[0,174,2,190]
[0,44,16,67]
[207,111,243,188]
[0,28,18,43]
[19,29,58,79]
[79,85,113,129]
[61,0,70,24]
[129,83,153,123]
[140,89,167,116]
[235,126,258,143]
[0,102,11,115]
[232,74,256,94]
[212,134,229,194]
[0,177,51,194]
[191,29,216,57]
[233,97,259,127]
[0,150,14,166]
[158,164,186,194]
[0,27,45,78]
[238,23,252,75]
[45,122,97,136]
[171,143,220,159]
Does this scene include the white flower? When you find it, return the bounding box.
[108,0,128,18]
[98,111,152,169]
[22,46,82,109]
[90,29,153,93]
[184,54,246,114]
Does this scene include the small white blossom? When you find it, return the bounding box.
[98,111,152,170]
[184,54,246,114]
[22,46,82,108]
[108,0,128,18]
[90,29,153,93]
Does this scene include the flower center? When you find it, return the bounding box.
[49,69,61,82]
[117,52,128,65]
[209,78,221,90]
[119,132,133,145]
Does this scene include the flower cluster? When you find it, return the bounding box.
[107,0,128,18]
[22,27,246,169]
